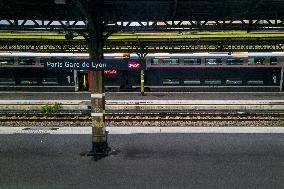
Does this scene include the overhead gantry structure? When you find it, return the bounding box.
[2,0,284,156]
[2,34,284,53]
[2,0,284,32]
[2,0,284,53]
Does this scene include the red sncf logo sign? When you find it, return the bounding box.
[128,61,141,69]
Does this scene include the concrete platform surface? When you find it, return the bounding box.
[1,92,284,111]
[0,91,284,101]
[2,127,284,134]
[0,128,283,189]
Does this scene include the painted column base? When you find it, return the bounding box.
[88,141,110,157]
[88,131,110,157]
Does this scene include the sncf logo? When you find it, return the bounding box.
[128,61,141,69]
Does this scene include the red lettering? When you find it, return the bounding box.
[104,70,118,75]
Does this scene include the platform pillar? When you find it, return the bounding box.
[89,70,108,155]
[87,3,109,156]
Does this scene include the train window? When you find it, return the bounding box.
[18,57,36,65]
[225,79,242,85]
[204,79,222,85]
[226,58,244,65]
[151,59,159,65]
[247,79,264,85]
[42,78,58,85]
[205,58,222,65]
[151,58,179,65]
[162,79,180,85]
[19,78,38,85]
[270,57,278,65]
[183,79,201,85]
[248,57,265,65]
[161,58,179,65]
[0,78,15,85]
[184,58,201,65]
[248,58,253,64]
[0,57,14,65]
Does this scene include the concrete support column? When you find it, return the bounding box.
[71,0,109,156]
[87,2,109,156]
[89,70,108,154]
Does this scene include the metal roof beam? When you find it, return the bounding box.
[2,19,284,32]
[1,38,284,53]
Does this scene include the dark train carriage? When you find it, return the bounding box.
[0,53,283,92]
[143,67,280,86]
[137,55,283,91]
[0,56,75,91]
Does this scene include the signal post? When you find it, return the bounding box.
[138,53,147,96]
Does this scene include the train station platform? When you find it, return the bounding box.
[0,92,284,112]
[0,127,283,189]
[0,91,284,101]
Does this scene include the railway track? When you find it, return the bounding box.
[0,112,283,122]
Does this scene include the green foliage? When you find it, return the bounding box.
[41,102,62,113]
[276,119,284,126]
[41,104,50,113]
[53,102,63,112]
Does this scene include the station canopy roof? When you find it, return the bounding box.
[2,1,284,53]
[1,0,284,21]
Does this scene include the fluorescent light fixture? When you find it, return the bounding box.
[154,53,170,57]
[2,52,284,58]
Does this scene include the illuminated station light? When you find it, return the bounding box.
[1,52,284,58]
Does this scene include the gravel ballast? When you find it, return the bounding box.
[0,120,283,127]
